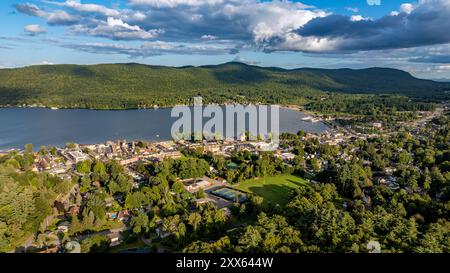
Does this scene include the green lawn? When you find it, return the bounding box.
[234,174,309,205]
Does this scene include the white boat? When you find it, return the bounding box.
[302,116,321,123]
[51,107,59,110]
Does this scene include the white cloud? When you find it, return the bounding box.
[71,17,163,40]
[350,15,369,22]
[345,7,359,13]
[400,3,416,14]
[436,65,450,70]
[129,0,225,8]
[39,61,55,65]
[47,10,77,25]
[44,0,121,17]
[15,3,77,25]
[273,32,340,53]
[24,24,47,35]
[201,35,217,40]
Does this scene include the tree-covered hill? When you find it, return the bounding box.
[0,62,448,109]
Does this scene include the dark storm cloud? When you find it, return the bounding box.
[293,0,450,52]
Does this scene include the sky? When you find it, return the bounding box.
[1,0,450,79]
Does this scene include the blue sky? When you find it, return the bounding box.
[1,0,450,79]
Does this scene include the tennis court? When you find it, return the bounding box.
[211,187,247,203]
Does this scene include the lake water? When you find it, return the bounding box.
[0,107,329,150]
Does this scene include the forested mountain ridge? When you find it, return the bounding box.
[0,62,448,109]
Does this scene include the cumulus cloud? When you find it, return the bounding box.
[15,1,326,47]
[71,17,163,40]
[43,0,120,17]
[350,15,369,22]
[400,3,416,14]
[290,0,450,52]
[12,0,450,62]
[15,3,78,25]
[15,3,46,17]
[24,24,47,36]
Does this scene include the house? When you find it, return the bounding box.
[57,221,70,233]
[279,153,296,161]
[37,246,60,253]
[203,142,221,153]
[119,156,140,166]
[67,151,89,163]
[31,164,39,172]
[258,142,278,151]
[194,198,216,206]
[118,210,131,222]
[66,205,80,217]
[372,122,383,129]
[108,233,122,247]
[183,178,213,193]
[215,177,227,184]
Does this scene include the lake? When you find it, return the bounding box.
[0,107,329,150]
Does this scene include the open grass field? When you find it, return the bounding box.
[234,174,309,205]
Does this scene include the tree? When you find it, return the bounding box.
[238,226,262,250]
[130,212,149,234]
[76,160,92,174]
[188,212,202,232]
[92,160,107,181]
[24,143,33,154]
[197,188,206,199]
[172,181,185,194]
[86,193,106,221]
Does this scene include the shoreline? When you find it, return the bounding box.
[0,103,306,112]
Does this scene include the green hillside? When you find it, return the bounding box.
[0,62,448,109]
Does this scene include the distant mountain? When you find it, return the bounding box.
[0,62,448,109]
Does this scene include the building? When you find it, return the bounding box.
[194,198,216,206]
[57,222,70,233]
[67,151,89,163]
[118,210,131,222]
[203,142,221,153]
[372,122,383,129]
[119,156,140,166]
[108,233,122,247]
[277,153,296,161]
[215,177,227,184]
[183,178,213,193]
[153,151,182,160]
[66,205,80,217]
